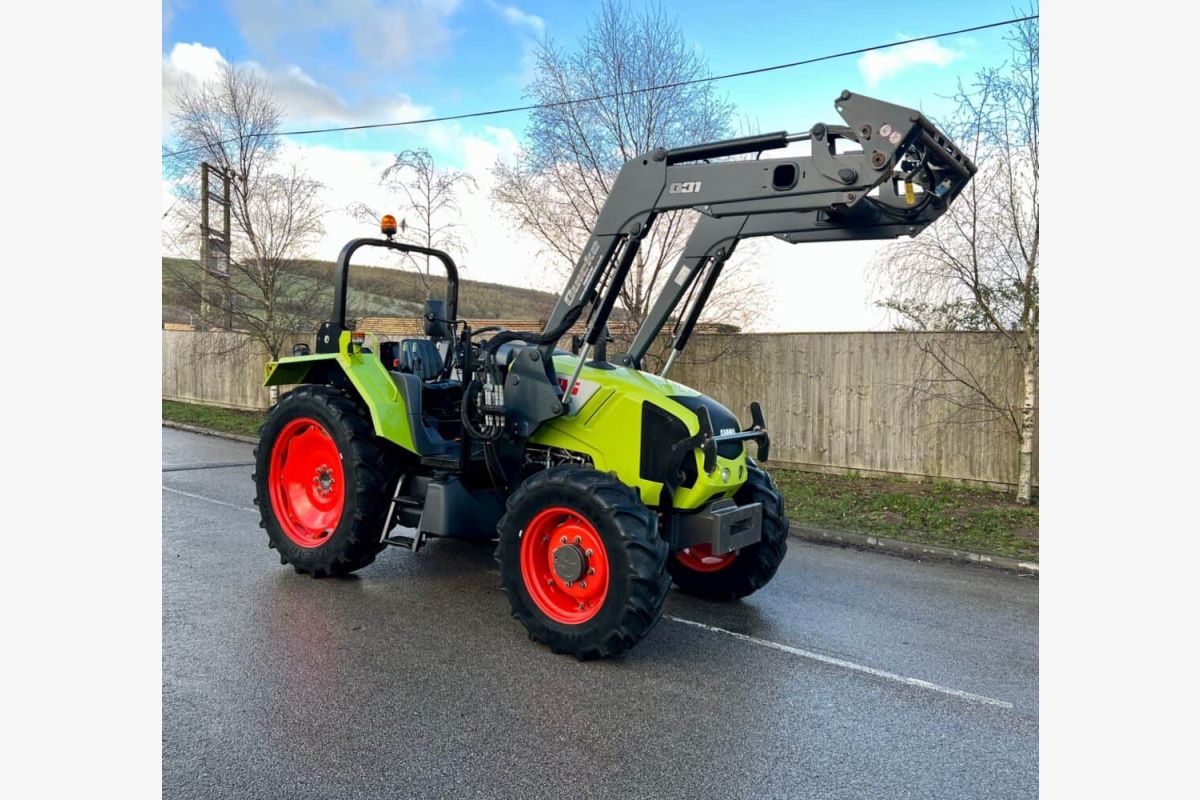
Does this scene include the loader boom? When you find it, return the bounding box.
[626,190,958,370]
[532,90,974,421]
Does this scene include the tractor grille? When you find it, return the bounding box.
[640,402,697,488]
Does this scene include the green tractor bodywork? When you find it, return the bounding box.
[264,332,746,512]
[265,331,418,452]
[530,355,744,511]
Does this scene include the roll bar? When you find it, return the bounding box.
[317,238,460,366]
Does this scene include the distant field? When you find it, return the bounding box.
[162,256,561,326]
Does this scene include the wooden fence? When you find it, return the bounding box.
[162,329,1036,489]
[163,330,313,411]
[669,331,1036,489]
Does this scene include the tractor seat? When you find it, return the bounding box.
[384,337,460,408]
[383,338,456,387]
[400,339,442,380]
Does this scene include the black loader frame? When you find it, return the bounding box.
[501,91,975,435]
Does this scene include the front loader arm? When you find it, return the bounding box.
[625,192,955,368]
[507,91,975,439]
[540,91,975,349]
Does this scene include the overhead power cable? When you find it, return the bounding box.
[162,13,1037,160]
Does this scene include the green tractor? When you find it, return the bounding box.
[253,91,975,658]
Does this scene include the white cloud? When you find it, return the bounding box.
[752,239,890,331]
[162,42,430,134]
[271,127,884,332]
[226,0,462,68]
[858,38,962,87]
[486,1,545,35]
[461,124,521,174]
[164,41,224,85]
[483,1,544,86]
[266,128,553,290]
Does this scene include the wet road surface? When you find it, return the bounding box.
[163,428,1038,799]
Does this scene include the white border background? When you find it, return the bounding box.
[4,2,1197,796]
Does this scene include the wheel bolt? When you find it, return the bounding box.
[575,536,582,545]
[565,581,573,588]
[580,581,587,589]
[585,549,593,557]
[561,536,568,544]
[588,567,595,576]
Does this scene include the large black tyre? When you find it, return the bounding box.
[253,385,398,577]
[495,466,671,659]
[667,463,789,600]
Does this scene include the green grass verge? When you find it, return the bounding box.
[772,469,1038,561]
[163,400,266,439]
[161,398,1038,562]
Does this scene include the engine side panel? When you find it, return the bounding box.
[529,356,748,510]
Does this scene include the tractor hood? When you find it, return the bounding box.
[527,355,750,510]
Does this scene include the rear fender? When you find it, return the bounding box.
[264,332,417,453]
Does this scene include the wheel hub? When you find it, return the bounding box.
[313,464,336,497]
[552,544,586,583]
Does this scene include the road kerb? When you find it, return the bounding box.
[162,421,258,445]
[791,525,1038,574]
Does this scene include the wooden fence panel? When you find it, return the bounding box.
[163,331,273,411]
[670,331,1037,489]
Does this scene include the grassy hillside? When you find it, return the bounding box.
[163,256,562,327]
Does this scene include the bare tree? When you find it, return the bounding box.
[491,0,761,332]
[163,62,327,361]
[349,148,477,291]
[874,11,1039,503]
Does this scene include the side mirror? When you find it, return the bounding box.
[424,299,450,340]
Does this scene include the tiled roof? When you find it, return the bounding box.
[357,317,739,339]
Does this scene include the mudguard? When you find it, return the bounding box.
[263,331,418,454]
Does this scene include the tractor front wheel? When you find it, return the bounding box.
[667,463,789,600]
[496,466,671,659]
[253,385,397,577]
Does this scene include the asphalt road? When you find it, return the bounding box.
[163,428,1038,799]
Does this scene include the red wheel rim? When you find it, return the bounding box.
[268,417,345,548]
[520,507,610,624]
[675,544,737,573]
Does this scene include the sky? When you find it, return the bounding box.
[161,0,1025,331]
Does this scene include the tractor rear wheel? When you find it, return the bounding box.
[667,463,789,600]
[496,466,671,659]
[253,385,397,577]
